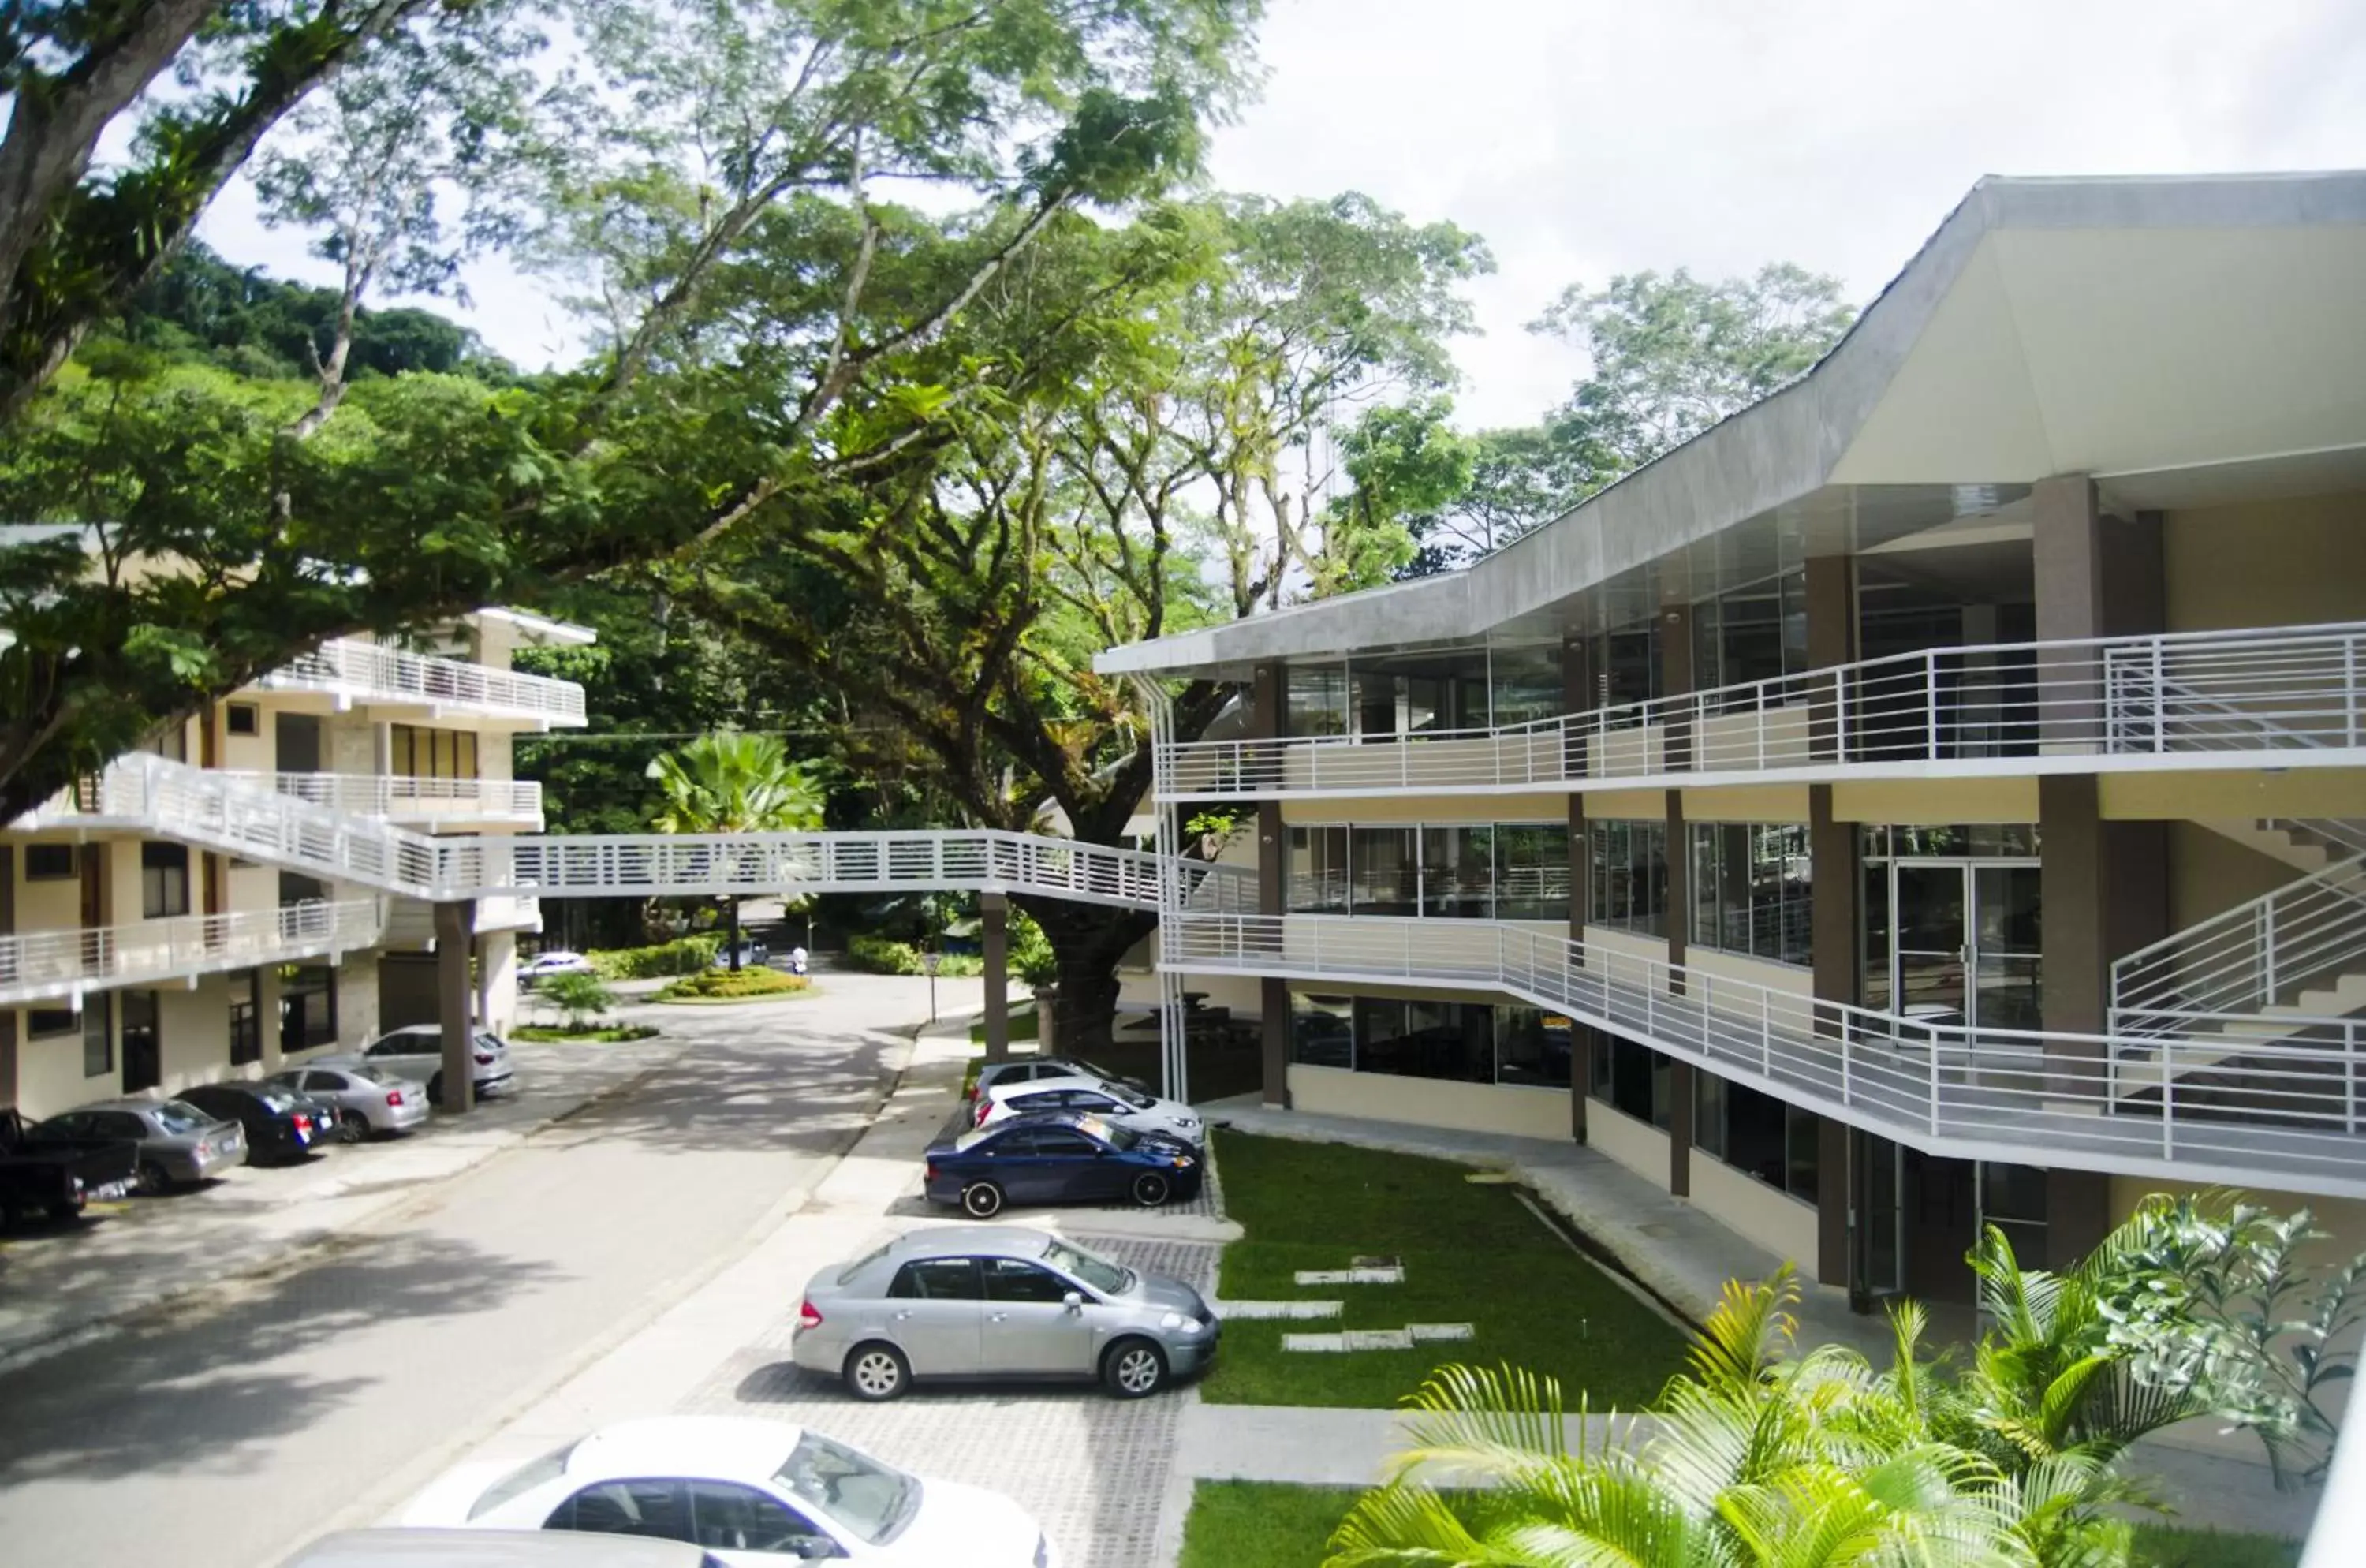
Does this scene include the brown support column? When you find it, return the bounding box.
[1564,636,1594,1142]
[1804,554,1862,1294]
[2033,475,2165,1262]
[1804,556,1854,761]
[0,846,13,1109]
[435,899,477,1114]
[1663,789,1688,976]
[1252,661,1291,1110]
[980,892,1009,1062]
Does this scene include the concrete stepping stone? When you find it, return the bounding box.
[1406,1322,1474,1342]
[1293,1264,1405,1285]
[1214,1299,1342,1320]
[1279,1323,1472,1352]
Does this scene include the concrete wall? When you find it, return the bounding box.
[2168,822,2302,931]
[1691,1152,1823,1282]
[2163,490,2366,634]
[16,1014,108,1115]
[1286,1063,1570,1140]
[1687,947,1816,998]
[1584,1099,1670,1186]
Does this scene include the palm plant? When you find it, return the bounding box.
[645,732,824,969]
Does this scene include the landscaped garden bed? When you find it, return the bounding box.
[512,1023,660,1042]
[1201,1131,1687,1409]
[654,967,814,1004]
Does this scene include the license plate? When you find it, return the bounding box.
[90,1181,131,1201]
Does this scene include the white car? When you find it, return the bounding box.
[976,1074,1204,1144]
[341,1024,517,1105]
[521,950,595,986]
[407,1417,1057,1567]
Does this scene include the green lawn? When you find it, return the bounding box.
[1201,1131,1688,1409]
[1177,1482,2302,1568]
[966,1003,1041,1046]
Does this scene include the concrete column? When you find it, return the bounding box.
[2033,476,2164,1235]
[435,899,477,1113]
[1817,1115,1849,1286]
[1252,661,1291,1110]
[1663,789,1688,979]
[980,892,1009,1062]
[477,930,518,1039]
[1565,636,1593,1142]
[1805,556,1854,760]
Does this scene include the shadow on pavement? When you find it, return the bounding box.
[0,1229,563,1482]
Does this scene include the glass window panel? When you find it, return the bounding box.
[1694,1071,1727,1160]
[1290,993,1354,1067]
[1495,824,1568,921]
[1287,827,1348,913]
[1488,644,1562,728]
[82,992,112,1077]
[1495,1006,1572,1088]
[1358,999,1491,1083]
[1420,826,1493,919]
[1286,666,1348,737]
[1588,1030,1613,1105]
[1353,668,1399,738]
[1785,1105,1820,1204]
[1348,827,1416,915]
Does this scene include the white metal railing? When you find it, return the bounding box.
[1170,911,2366,1196]
[0,898,382,1006]
[2111,855,2366,1032]
[255,637,588,726]
[1157,621,2366,797]
[234,772,545,823]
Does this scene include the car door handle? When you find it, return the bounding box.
[989,1312,1009,1323]
[893,1310,912,1321]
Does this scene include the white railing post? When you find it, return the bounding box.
[1925,654,1941,760]
[2163,1051,2176,1159]
[2151,640,2167,752]
[1761,990,1771,1077]
[1927,1044,1939,1134]
[2348,1024,2358,1136]
[2350,636,2362,750]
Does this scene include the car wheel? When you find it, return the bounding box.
[1129,1170,1172,1208]
[338,1108,371,1143]
[961,1181,1005,1219]
[1103,1338,1168,1398]
[135,1160,171,1197]
[843,1342,911,1402]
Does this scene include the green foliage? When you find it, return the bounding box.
[656,967,812,1000]
[536,970,616,1029]
[1006,909,1061,989]
[513,1023,660,1043]
[1180,1483,1368,1568]
[645,732,823,835]
[586,935,722,979]
[845,936,985,977]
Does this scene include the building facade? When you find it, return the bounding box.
[0,610,591,1118]
[1101,170,2366,1310]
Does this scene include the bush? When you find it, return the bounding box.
[587,935,721,979]
[845,935,984,976]
[537,971,617,1029]
[656,967,812,1001]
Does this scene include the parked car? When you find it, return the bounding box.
[975,1074,1204,1144]
[924,1111,1200,1219]
[793,1225,1218,1402]
[968,1054,1147,1105]
[0,1106,138,1226]
[711,939,771,970]
[405,1416,1056,1566]
[177,1081,324,1165]
[345,1024,517,1104]
[280,1529,720,1568]
[520,950,597,988]
[264,1062,431,1140]
[24,1097,248,1194]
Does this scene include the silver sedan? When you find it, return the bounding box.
[791,1225,1218,1402]
[265,1063,431,1139]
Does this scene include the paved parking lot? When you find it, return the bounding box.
[681,1234,1222,1567]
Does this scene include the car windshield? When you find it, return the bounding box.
[1042,1236,1132,1295]
[469,1441,579,1520]
[153,1102,213,1135]
[774,1432,916,1545]
[1099,1081,1155,1110]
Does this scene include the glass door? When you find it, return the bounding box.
[1890,861,1969,1031]
[1971,864,2043,1036]
[1852,1130,1904,1301]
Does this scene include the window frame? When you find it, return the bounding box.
[24,842,76,880]
[140,841,191,919]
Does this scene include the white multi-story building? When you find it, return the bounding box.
[0,611,592,1116]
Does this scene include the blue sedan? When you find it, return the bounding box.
[925,1111,1201,1218]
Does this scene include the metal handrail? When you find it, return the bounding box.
[254,637,588,726]
[231,772,546,822]
[1155,620,2366,797]
[2112,855,2366,1025]
[1170,911,2366,1196]
[0,899,383,1006]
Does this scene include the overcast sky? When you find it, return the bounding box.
[200,0,2366,432]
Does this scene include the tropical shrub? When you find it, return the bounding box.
[587,935,722,979]
[845,935,983,977]
[658,967,812,1000]
[538,971,616,1030]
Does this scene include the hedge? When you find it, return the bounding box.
[657,967,812,1001]
[845,935,984,977]
[586,934,722,979]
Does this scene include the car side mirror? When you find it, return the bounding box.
[1062,1291,1084,1312]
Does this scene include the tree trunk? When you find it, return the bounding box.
[726,896,742,970]
[1017,898,1153,1059]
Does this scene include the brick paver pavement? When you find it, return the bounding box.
[678,1234,1221,1567]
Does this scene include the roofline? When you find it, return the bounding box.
[1094,167,2366,678]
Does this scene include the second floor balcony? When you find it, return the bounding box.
[1157,621,2366,801]
[255,637,587,728]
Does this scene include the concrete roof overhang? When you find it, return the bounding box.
[1095,169,2366,680]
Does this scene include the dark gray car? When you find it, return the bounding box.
[28,1098,248,1194]
[790,1225,1218,1402]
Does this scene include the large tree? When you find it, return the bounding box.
[672,192,1489,1052]
[0,0,1260,825]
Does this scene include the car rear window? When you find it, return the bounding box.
[153,1102,213,1135]
[470,1441,579,1519]
[836,1241,894,1285]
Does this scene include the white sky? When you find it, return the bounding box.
[199,0,2366,433]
